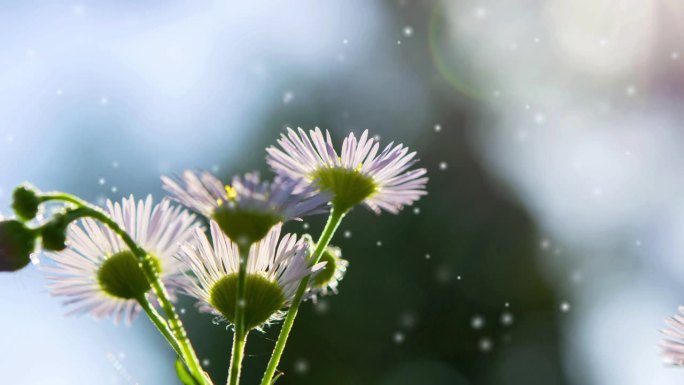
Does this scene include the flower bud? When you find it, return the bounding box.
[0,220,37,272]
[12,184,40,221]
[309,245,347,296]
[40,216,68,251]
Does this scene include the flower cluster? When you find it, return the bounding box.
[0,128,427,385]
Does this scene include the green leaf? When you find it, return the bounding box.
[175,359,200,385]
[270,371,284,385]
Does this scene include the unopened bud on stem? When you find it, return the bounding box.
[0,220,37,272]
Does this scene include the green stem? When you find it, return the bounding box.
[39,192,211,385]
[227,329,249,385]
[38,192,85,207]
[227,244,251,385]
[259,207,346,385]
[137,294,184,358]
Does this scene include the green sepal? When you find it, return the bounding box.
[97,251,159,299]
[312,167,376,212]
[175,358,200,385]
[209,273,286,330]
[212,209,280,246]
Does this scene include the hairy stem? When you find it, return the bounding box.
[227,329,249,385]
[259,207,346,385]
[39,192,211,385]
[227,244,251,385]
[136,294,184,358]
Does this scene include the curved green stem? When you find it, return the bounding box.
[39,192,211,385]
[227,244,251,385]
[38,192,85,207]
[259,207,346,385]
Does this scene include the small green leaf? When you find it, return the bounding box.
[270,371,284,385]
[175,359,200,385]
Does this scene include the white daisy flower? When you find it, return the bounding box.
[43,196,200,325]
[307,244,348,301]
[179,221,324,331]
[266,127,428,214]
[162,171,329,245]
[662,306,684,365]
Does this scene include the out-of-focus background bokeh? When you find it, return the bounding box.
[2,1,684,384]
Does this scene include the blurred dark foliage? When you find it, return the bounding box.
[167,3,568,384]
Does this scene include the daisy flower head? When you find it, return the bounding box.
[162,170,329,246]
[179,221,324,331]
[43,195,200,324]
[266,127,428,214]
[307,244,348,300]
[662,306,684,365]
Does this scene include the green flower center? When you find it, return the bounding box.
[209,273,285,330]
[213,208,281,246]
[312,248,338,288]
[97,251,160,299]
[312,167,377,212]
